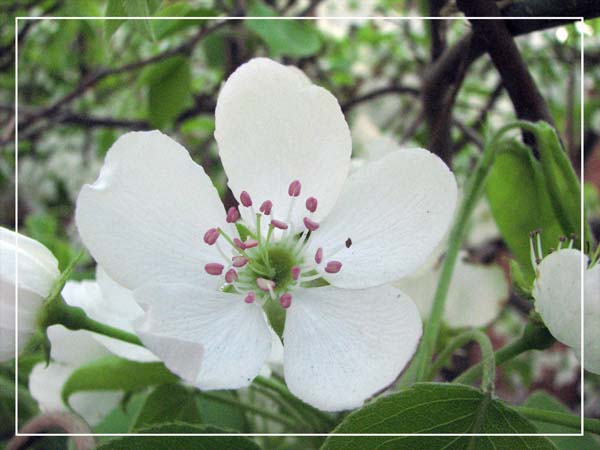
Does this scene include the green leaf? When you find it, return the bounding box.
[62,356,178,406]
[94,392,148,438]
[96,423,263,449]
[152,5,215,40]
[104,0,162,41]
[321,383,558,450]
[533,121,585,243]
[524,391,600,450]
[147,56,192,128]
[196,391,247,431]
[486,138,564,283]
[132,383,202,431]
[246,2,322,57]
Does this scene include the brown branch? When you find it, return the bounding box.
[457,0,555,128]
[20,20,228,130]
[340,85,419,113]
[7,412,95,450]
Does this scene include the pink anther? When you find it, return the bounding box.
[271,219,289,230]
[225,268,238,284]
[240,191,252,207]
[291,266,301,281]
[305,197,318,213]
[245,291,256,304]
[204,263,224,276]
[256,277,276,292]
[232,256,248,267]
[244,239,259,249]
[226,207,240,223]
[233,238,246,249]
[303,217,320,232]
[203,228,219,245]
[315,247,323,264]
[325,261,342,274]
[279,293,292,309]
[260,200,273,215]
[288,180,301,197]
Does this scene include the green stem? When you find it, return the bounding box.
[414,121,534,381]
[254,376,336,428]
[454,323,554,385]
[41,295,143,346]
[251,384,317,430]
[198,391,298,429]
[513,406,600,435]
[426,330,495,393]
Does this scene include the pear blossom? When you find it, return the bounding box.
[0,227,60,361]
[59,267,157,362]
[75,58,457,411]
[29,324,121,426]
[531,233,600,374]
[395,250,508,329]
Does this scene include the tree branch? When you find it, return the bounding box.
[340,84,419,113]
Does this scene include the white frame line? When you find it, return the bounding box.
[13,14,587,438]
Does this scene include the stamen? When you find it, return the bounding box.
[288,180,301,197]
[245,291,256,304]
[325,261,342,273]
[306,197,318,213]
[233,238,246,250]
[256,277,276,292]
[279,293,292,309]
[291,266,301,281]
[529,231,538,269]
[225,268,238,283]
[536,230,543,261]
[232,256,248,267]
[271,219,289,230]
[203,228,219,245]
[226,207,240,223]
[558,236,566,250]
[240,191,252,207]
[244,238,259,249]
[204,263,224,276]
[315,247,323,264]
[259,200,273,215]
[303,217,319,232]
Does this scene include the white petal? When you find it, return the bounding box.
[0,227,59,303]
[75,131,231,291]
[47,325,110,366]
[61,271,157,362]
[283,285,421,411]
[134,283,272,390]
[0,228,59,361]
[29,362,121,426]
[533,249,583,350]
[310,148,457,289]
[395,252,508,329]
[583,263,600,374]
[215,58,351,228]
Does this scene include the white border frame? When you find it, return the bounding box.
[13,15,587,438]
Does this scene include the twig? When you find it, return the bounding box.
[340,84,419,113]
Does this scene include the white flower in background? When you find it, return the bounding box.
[60,267,157,362]
[396,250,508,329]
[315,0,398,39]
[0,227,59,361]
[531,233,600,375]
[29,325,121,426]
[75,58,457,411]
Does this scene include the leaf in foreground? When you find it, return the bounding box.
[321,383,558,450]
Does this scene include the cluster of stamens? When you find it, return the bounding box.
[202,180,344,309]
[530,229,576,269]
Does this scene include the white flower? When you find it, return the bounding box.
[532,235,600,375]
[395,250,508,329]
[75,58,457,411]
[0,227,59,361]
[29,325,121,426]
[60,267,157,362]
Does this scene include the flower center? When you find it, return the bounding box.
[202,180,344,310]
